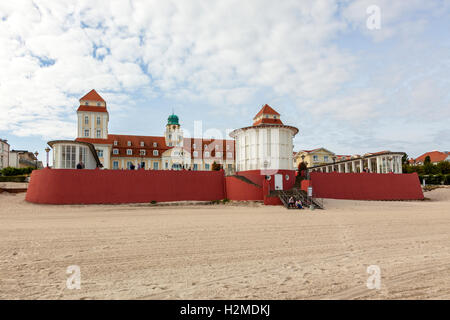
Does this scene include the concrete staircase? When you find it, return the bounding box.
[272,188,324,210]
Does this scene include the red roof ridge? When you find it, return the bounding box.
[80,89,105,103]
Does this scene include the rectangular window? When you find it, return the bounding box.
[226,145,230,150]
[84,116,89,125]
[96,116,100,125]
[127,161,133,169]
[113,161,119,169]
[113,149,119,155]
[193,164,198,171]
[153,150,158,156]
[193,151,198,157]
[324,156,329,162]
[165,162,168,169]
[227,152,232,158]
[192,143,196,149]
[153,162,159,170]
[84,129,89,137]
[96,129,101,138]
[62,145,76,168]
[97,149,103,157]
[313,155,318,161]
[216,152,221,158]
[205,151,210,157]
[205,164,210,170]
[228,164,232,170]
[127,149,132,155]
[215,145,219,151]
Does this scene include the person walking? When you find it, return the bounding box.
[288,196,295,208]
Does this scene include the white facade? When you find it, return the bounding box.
[310,152,405,174]
[50,141,98,169]
[231,126,297,171]
[0,139,10,169]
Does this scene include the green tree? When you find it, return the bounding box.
[211,161,222,171]
[297,161,308,175]
[437,161,450,174]
[424,155,431,165]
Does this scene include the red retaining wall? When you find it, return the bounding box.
[237,170,296,192]
[26,168,226,204]
[309,172,424,200]
[225,176,263,201]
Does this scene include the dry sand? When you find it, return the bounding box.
[0,188,449,300]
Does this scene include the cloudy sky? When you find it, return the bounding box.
[1,0,449,162]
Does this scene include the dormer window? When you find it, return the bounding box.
[97,102,101,106]
[114,141,118,146]
[140,150,146,156]
[204,144,207,150]
[127,149,132,155]
[85,101,89,105]
[113,149,119,155]
[127,141,131,146]
[153,142,157,147]
[140,141,144,147]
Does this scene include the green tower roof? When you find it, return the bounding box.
[167,113,179,125]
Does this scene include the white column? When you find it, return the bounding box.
[368,157,372,172]
[376,157,380,173]
[338,164,342,173]
[345,162,349,173]
[352,161,356,173]
[398,156,402,174]
[359,159,363,173]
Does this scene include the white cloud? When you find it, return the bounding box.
[0,0,448,160]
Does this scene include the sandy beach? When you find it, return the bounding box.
[1,188,449,300]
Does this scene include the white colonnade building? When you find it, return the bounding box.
[308,151,404,174]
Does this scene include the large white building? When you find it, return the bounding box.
[230,104,298,172]
[49,89,236,172]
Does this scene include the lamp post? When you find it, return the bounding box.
[45,147,50,168]
[34,151,39,169]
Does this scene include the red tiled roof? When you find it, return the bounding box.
[253,118,283,126]
[414,151,448,163]
[77,135,170,158]
[183,138,235,160]
[80,89,105,103]
[253,104,280,119]
[76,105,108,113]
